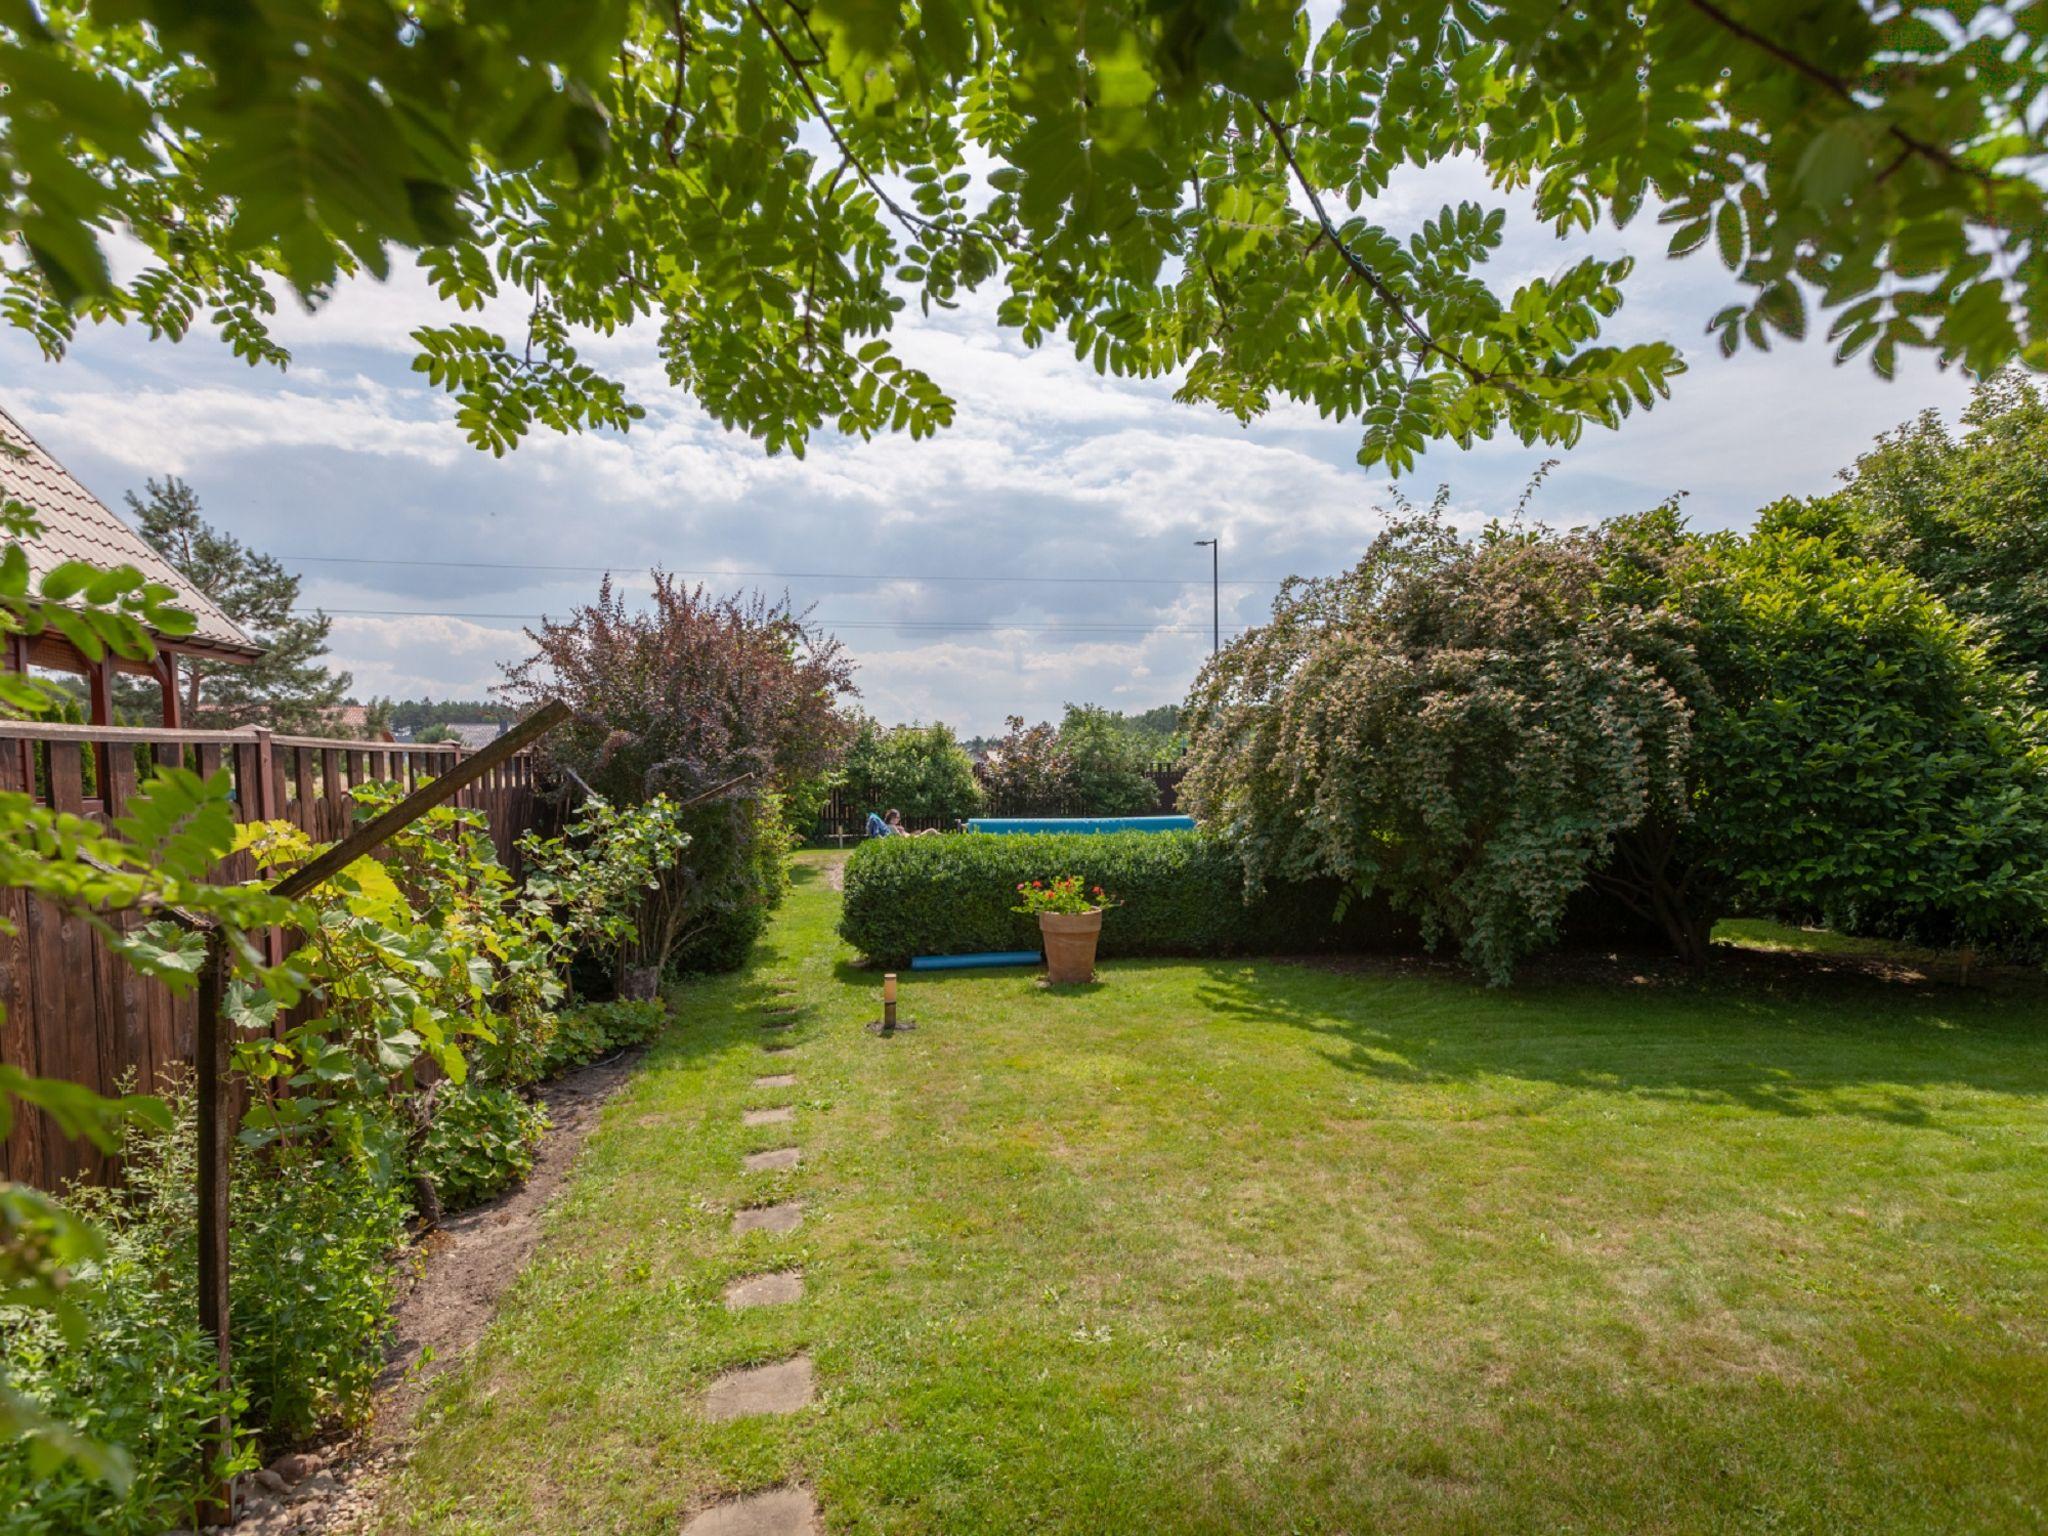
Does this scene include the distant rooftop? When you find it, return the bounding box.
[443,721,506,750]
[0,404,263,661]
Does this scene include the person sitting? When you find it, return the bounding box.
[867,808,936,838]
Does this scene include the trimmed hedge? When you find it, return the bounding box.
[838,830,1409,964]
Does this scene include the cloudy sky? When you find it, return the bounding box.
[1,157,1974,737]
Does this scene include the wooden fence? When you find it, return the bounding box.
[0,721,543,1190]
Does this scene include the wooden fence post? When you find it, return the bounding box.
[190,702,569,1523]
[194,925,233,1527]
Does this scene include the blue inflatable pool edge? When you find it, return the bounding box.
[911,951,1041,971]
[966,815,1195,835]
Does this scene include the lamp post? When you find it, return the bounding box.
[1193,538,1219,655]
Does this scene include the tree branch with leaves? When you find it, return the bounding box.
[5,2,2036,471]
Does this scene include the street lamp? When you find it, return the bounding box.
[1193,538,1219,655]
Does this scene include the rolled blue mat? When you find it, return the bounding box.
[910,951,1041,971]
[966,815,1195,835]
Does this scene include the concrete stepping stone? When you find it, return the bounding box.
[732,1201,802,1235]
[760,1018,796,1032]
[744,1146,800,1173]
[761,1043,795,1056]
[681,1487,818,1536]
[743,1106,794,1127]
[702,1356,814,1421]
[754,1073,796,1089]
[724,1271,804,1309]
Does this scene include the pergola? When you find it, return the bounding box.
[1,405,264,725]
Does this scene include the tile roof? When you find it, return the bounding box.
[0,404,262,659]
[444,721,506,750]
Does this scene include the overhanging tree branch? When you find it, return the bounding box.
[1682,0,2017,198]
[1252,101,1521,395]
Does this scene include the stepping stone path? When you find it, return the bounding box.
[703,1356,814,1421]
[680,1487,819,1536]
[696,981,818,1531]
[732,1201,802,1235]
[725,1271,804,1309]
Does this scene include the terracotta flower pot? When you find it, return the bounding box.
[1039,908,1103,984]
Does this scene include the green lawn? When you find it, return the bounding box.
[380,852,2048,1535]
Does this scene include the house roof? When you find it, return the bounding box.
[444,721,506,750]
[0,405,263,661]
[322,703,395,742]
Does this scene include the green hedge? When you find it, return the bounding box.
[838,831,1408,964]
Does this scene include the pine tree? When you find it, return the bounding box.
[124,476,350,731]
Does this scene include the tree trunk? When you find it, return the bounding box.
[1607,822,1718,977]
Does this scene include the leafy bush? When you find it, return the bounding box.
[539,1000,668,1076]
[976,709,1161,817]
[1793,372,2048,694]
[0,1096,407,1532]
[1685,527,2048,950]
[669,791,796,976]
[502,575,855,979]
[0,1175,246,1536]
[520,794,692,999]
[839,831,1405,965]
[1181,512,1700,981]
[1182,503,2048,978]
[836,716,983,824]
[230,1138,410,1446]
[416,1085,549,1212]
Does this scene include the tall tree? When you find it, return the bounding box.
[1769,373,2048,693]
[124,476,349,730]
[1057,704,1162,816]
[5,3,2041,469]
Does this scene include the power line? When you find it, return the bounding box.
[279,553,1285,589]
[310,606,1247,636]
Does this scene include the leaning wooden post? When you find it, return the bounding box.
[192,700,570,1524]
[195,923,233,1527]
[268,702,570,900]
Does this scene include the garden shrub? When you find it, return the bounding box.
[835,715,983,824]
[502,575,855,980]
[0,1152,247,1536]
[669,793,796,975]
[230,1138,410,1446]
[539,1000,668,1075]
[416,1084,550,1212]
[838,831,1406,964]
[0,1096,408,1532]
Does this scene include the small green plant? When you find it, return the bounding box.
[416,1085,550,1212]
[1012,877,1118,916]
[0,1089,408,1529]
[230,1137,410,1447]
[538,1000,667,1077]
[520,795,692,996]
